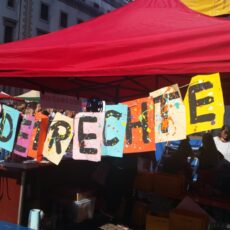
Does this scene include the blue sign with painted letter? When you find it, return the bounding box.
[0,105,20,152]
[102,104,128,158]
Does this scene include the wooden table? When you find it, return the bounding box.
[0,158,98,226]
[0,161,52,225]
[189,193,230,212]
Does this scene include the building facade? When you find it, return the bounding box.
[0,0,129,43]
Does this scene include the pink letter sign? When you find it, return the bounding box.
[14,114,35,157]
[73,112,104,162]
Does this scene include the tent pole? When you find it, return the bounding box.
[156,75,159,89]
[114,85,120,103]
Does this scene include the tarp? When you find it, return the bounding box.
[0,92,23,102]
[16,90,40,102]
[181,0,230,16]
[0,0,230,102]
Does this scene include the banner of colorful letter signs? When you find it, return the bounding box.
[0,73,224,165]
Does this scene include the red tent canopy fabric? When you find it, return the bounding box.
[0,0,230,102]
[0,92,23,101]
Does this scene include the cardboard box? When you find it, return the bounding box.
[134,172,186,199]
[132,201,148,227]
[152,173,186,199]
[169,209,209,230]
[146,213,169,230]
[134,172,153,192]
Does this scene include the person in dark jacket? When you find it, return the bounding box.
[162,137,193,174]
[199,133,223,170]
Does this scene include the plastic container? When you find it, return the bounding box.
[72,198,95,223]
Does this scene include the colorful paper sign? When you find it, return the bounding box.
[123,97,155,153]
[28,112,49,161]
[184,73,224,135]
[43,112,73,165]
[73,112,104,162]
[150,84,186,143]
[14,114,35,157]
[0,105,20,152]
[102,104,128,158]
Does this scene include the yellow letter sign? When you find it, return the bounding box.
[184,73,224,135]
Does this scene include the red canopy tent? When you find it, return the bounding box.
[0,0,230,102]
[0,92,23,102]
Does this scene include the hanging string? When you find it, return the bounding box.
[179,83,190,89]
[178,80,200,90]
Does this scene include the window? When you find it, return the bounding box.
[40,3,49,21]
[77,18,83,24]
[4,19,16,43]
[60,11,68,28]
[37,28,48,36]
[93,3,99,8]
[7,0,15,8]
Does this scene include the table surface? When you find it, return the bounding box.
[0,160,52,171]
[0,221,32,230]
[189,193,230,211]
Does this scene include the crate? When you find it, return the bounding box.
[132,201,148,227]
[146,213,169,230]
[134,172,186,199]
[169,209,209,230]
